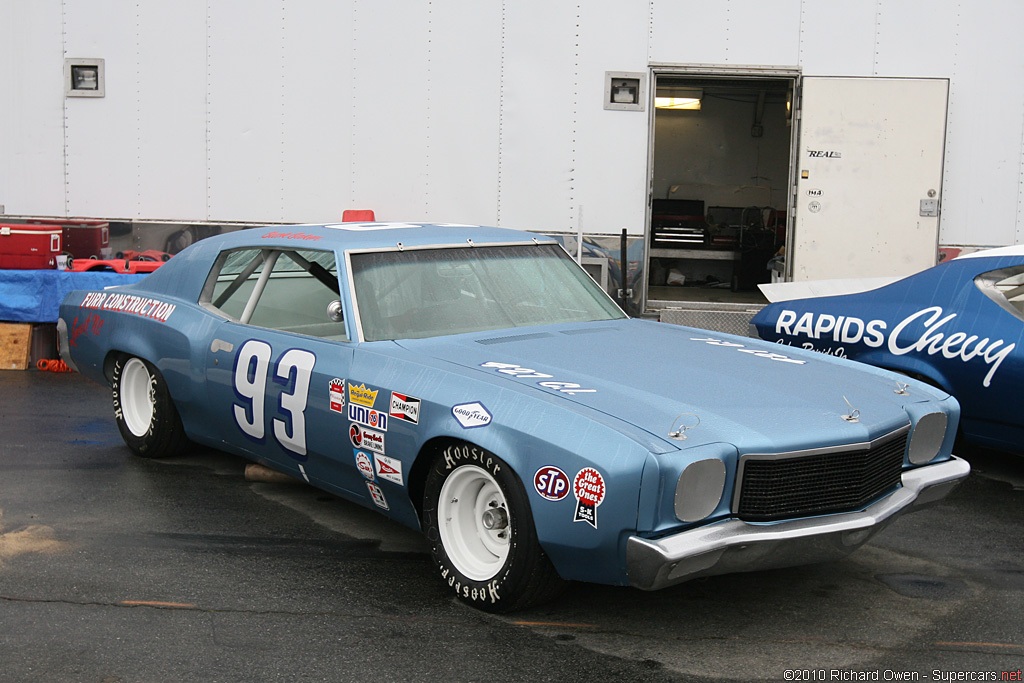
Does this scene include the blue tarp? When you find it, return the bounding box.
[0,270,148,323]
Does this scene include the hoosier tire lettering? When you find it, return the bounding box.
[423,443,563,613]
[111,355,189,459]
[441,443,501,475]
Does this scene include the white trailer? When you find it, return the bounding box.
[2,1,1023,313]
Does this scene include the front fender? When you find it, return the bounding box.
[352,345,654,586]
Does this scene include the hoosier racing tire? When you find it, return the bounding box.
[422,443,564,612]
[112,355,189,459]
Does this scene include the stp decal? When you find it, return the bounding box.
[366,482,389,510]
[573,467,606,529]
[329,378,346,413]
[348,403,388,431]
[389,392,421,424]
[349,423,385,455]
[353,450,374,481]
[534,466,570,501]
[374,454,404,486]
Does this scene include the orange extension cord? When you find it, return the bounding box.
[37,358,74,373]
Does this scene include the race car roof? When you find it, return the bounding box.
[124,223,560,301]
[215,222,557,252]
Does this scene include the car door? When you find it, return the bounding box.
[952,261,1024,447]
[200,246,365,497]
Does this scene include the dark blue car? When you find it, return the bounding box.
[751,247,1024,454]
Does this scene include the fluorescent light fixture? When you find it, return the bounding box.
[655,87,702,110]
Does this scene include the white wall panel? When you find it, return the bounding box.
[415,1,503,226]
[717,1,801,67]
[498,2,580,232]
[135,2,207,221]
[206,2,285,222]
[348,2,431,222]
[651,0,798,67]
[575,1,650,236]
[280,3,355,224]
[0,0,65,217]
[797,3,876,76]
[649,2,730,66]
[62,0,142,218]
[872,1,957,77]
[938,1,1024,247]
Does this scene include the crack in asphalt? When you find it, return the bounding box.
[0,592,483,624]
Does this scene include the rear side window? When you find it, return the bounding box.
[974,265,1024,322]
[201,247,347,340]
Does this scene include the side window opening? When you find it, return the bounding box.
[202,247,348,341]
[974,265,1024,322]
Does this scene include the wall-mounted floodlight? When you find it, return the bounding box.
[65,58,105,97]
[604,71,646,111]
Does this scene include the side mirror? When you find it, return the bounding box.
[327,300,344,322]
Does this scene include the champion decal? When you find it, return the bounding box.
[389,392,421,424]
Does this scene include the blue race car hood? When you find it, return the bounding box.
[398,318,929,453]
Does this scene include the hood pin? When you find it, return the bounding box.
[669,413,701,440]
[841,396,861,423]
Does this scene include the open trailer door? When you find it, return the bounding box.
[790,77,948,281]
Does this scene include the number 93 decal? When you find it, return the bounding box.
[233,339,316,458]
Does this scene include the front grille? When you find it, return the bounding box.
[736,430,908,522]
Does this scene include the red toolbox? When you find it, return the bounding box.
[29,219,110,260]
[0,223,62,269]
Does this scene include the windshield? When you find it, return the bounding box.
[350,244,626,341]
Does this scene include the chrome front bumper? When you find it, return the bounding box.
[626,455,970,591]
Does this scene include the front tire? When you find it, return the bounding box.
[422,444,563,612]
[111,355,188,458]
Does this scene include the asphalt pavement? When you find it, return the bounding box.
[1,369,1021,682]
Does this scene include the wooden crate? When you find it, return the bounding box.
[0,323,33,370]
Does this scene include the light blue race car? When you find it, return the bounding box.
[58,222,969,612]
[751,246,1024,456]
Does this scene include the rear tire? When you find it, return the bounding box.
[422,443,563,612]
[112,355,189,458]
